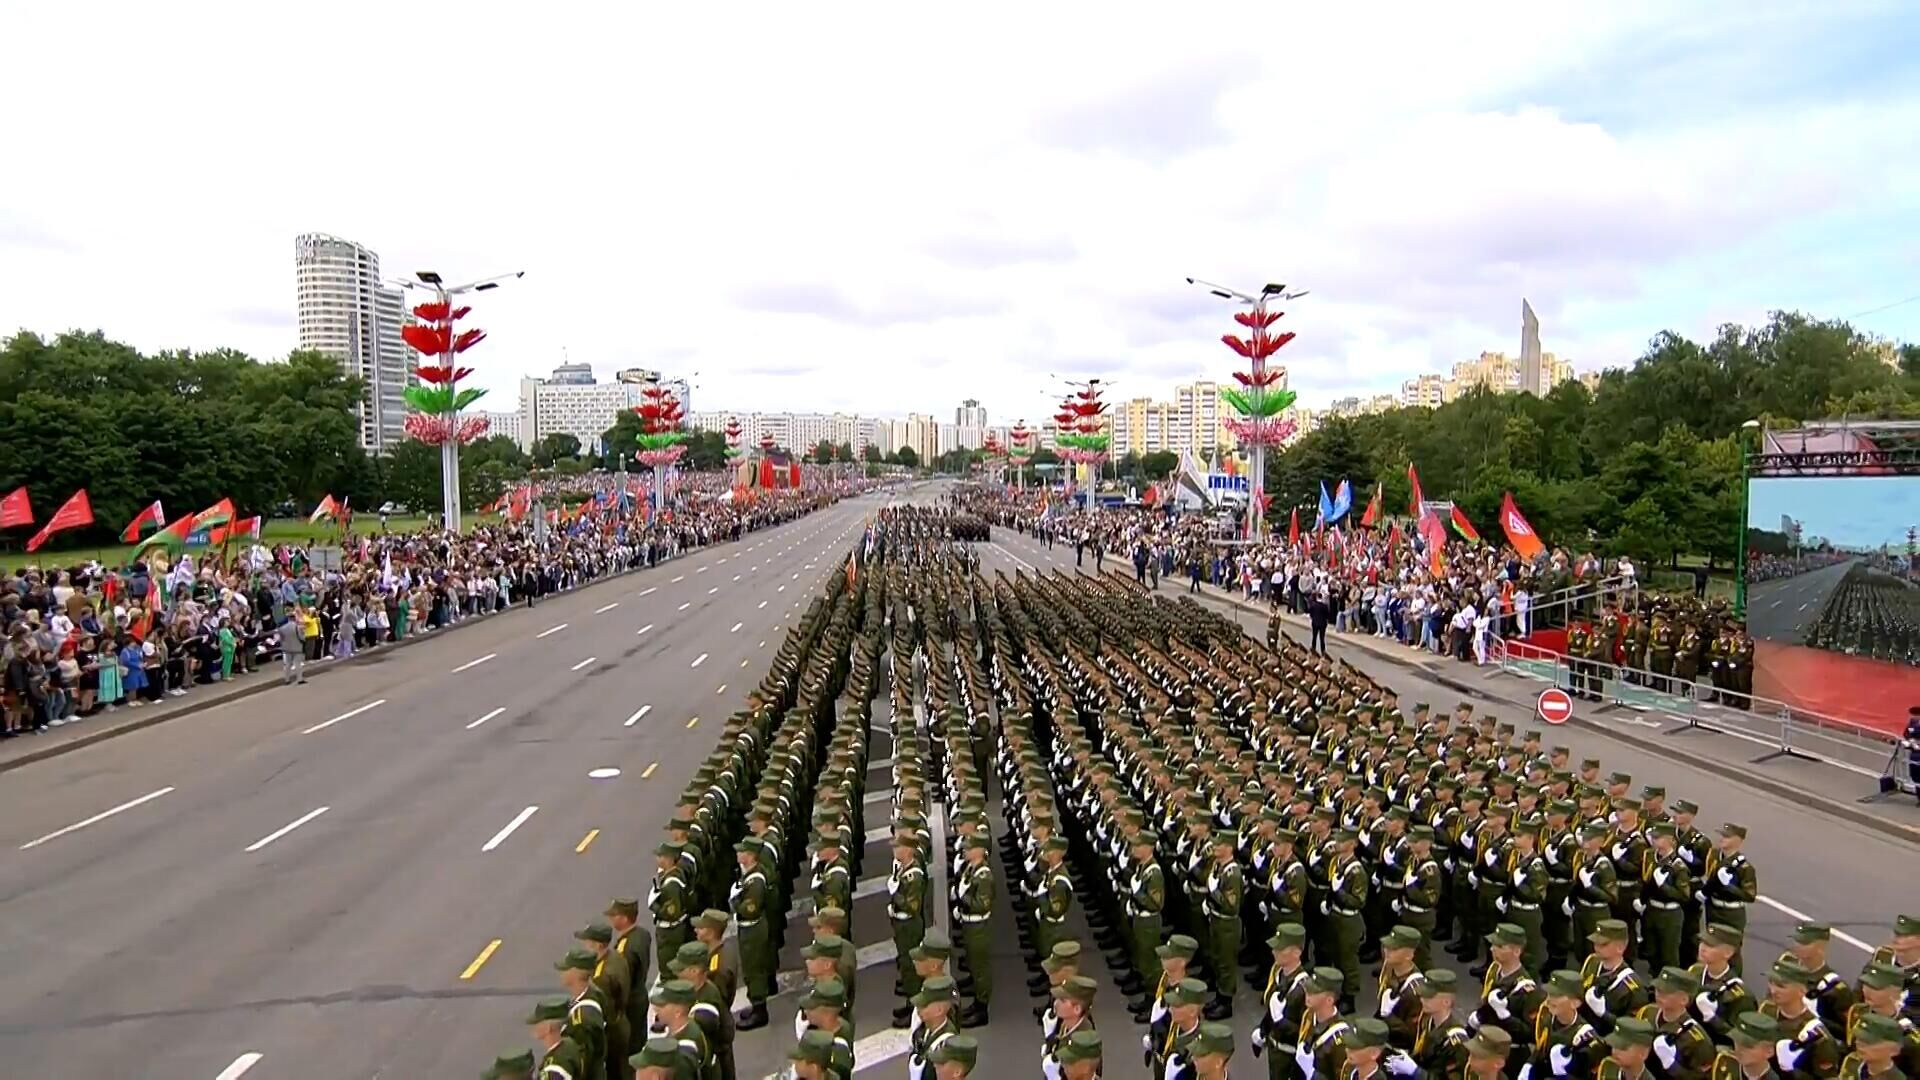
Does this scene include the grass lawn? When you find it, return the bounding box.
[0,515,436,572]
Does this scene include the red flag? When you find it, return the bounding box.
[759,459,776,489]
[25,489,94,552]
[1406,464,1425,517]
[0,486,31,528]
[136,513,194,554]
[1359,482,1383,529]
[1288,506,1300,547]
[1498,492,1546,560]
[1387,520,1403,569]
[308,494,340,523]
[193,497,235,530]
[211,516,262,545]
[1419,510,1449,577]
[789,462,802,488]
[1449,505,1481,544]
[120,500,166,543]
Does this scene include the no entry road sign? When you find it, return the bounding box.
[1537,687,1574,725]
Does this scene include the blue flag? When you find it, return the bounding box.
[1330,478,1352,523]
[1318,481,1334,526]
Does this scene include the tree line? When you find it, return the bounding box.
[1265,312,1920,568]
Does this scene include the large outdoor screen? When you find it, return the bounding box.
[1744,469,1918,733]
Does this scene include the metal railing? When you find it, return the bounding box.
[1511,573,1638,629]
[1488,637,1911,791]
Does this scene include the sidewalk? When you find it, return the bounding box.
[1175,576,1920,843]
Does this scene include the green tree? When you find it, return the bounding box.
[894,445,919,468]
[532,432,581,466]
[1140,450,1180,480]
[811,439,836,464]
[862,444,883,463]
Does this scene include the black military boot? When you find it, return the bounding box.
[736,1001,770,1030]
[1203,994,1233,1021]
[957,1002,990,1028]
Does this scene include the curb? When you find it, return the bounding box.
[0,510,845,776]
[1184,583,1920,849]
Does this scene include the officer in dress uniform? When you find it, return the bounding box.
[1641,822,1693,973]
[1701,822,1758,974]
[954,835,995,1027]
[730,843,774,1030]
[1375,926,1426,1050]
[888,834,929,1006]
[1398,825,1444,972]
[1203,831,1245,1019]
[1148,978,1209,1076]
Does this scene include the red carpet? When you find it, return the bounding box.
[1753,640,1915,737]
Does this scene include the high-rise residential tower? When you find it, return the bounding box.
[294,232,415,451]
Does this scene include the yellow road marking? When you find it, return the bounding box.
[576,829,600,854]
[686,716,700,729]
[460,939,503,980]
[642,762,659,778]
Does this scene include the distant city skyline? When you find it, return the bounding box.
[1749,477,1918,552]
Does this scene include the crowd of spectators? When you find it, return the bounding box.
[960,488,1634,666]
[1,475,874,738]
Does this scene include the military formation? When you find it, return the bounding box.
[1566,596,1757,709]
[480,503,1917,1079]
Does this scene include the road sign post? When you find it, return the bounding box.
[1537,687,1574,725]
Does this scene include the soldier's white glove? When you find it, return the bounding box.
[1652,868,1670,887]
[1695,991,1718,1022]
[1562,897,1574,917]
[1468,871,1480,887]
[1518,1064,1535,1080]
[1716,867,1735,887]
[1692,891,1705,906]
[1488,989,1512,1020]
[1632,898,1646,915]
[1294,1042,1316,1076]
[1550,1044,1575,1075]
[1252,1026,1266,1053]
[1577,868,1595,888]
[1584,987,1608,1015]
[1385,1050,1419,1077]
[1320,898,1330,916]
[1495,896,1508,914]
[1776,1039,1804,1071]
[1653,1036,1678,1070]
[1392,898,1404,914]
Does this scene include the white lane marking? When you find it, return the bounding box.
[639,586,657,597]
[216,1053,265,1080]
[697,566,709,574]
[1797,602,1809,612]
[595,601,621,614]
[678,601,692,611]
[18,787,175,850]
[467,706,506,730]
[245,806,330,852]
[1756,896,1874,953]
[571,656,598,672]
[691,653,709,668]
[672,575,686,583]
[759,641,766,648]
[452,653,496,673]
[625,705,653,727]
[730,622,743,633]
[536,623,569,639]
[758,600,768,609]
[302,698,387,735]
[707,586,719,595]
[790,573,799,580]
[588,767,622,780]
[482,806,539,852]
[637,623,655,635]
[733,574,741,582]
[777,584,787,592]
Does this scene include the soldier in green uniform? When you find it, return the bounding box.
[1474,923,1545,1073]
[1572,823,1621,959]
[954,835,994,1027]
[1568,624,1594,700]
[529,998,587,1080]
[1462,1027,1514,1080]
[1375,926,1426,1049]
[1675,624,1703,697]
[796,977,854,1079]
[1529,970,1605,1078]
[650,980,715,1080]
[1542,801,1580,973]
[888,834,929,1005]
[1149,978,1208,1076]
[1669,801,1712,966]
[1714,1013,1782,1080]
[1599,1017,1658,1080]
[693,911,736,1021]
[1864,914,1919,1024]
[652,842,693,981]
[1468,809,1511,976]
[1582,920,1651,1036]
[1840,1013,1910,1080]
[1650,617,1676,694]
[1703,823,1758,974]
[1406,968,1469,1076]
[1031,836,1075,991]
[1502,815,1551,975]
[908,974,960,1079]
[1762,959,1843,1080]
[557,949,610,1080]
[1640,967,1716,1080]
[1253,923,1310,1074]
[1850,965,1920,1076]
[577,925,633,1080]
[671,943,732,1080]
[1729,627,1755,711]
[1042,975,1098,1076]
[1641,822,1692,973]
[1691,924,1759,1046]
[782,1031,833,1080]
[606,900,654,1044]
[1398,825,1443,971]
[1202,832,1244,1019]
[729,842,773,1030]
[1057,1029,1102,1080]
[484,1049,535,1080]
[1127,830,1167,1002]
[928,1033,978,1080]
[1327,828,1369,1012]
[810,832,854,935]
[1783,923,1856,1033]
[1299,968,1354,1080]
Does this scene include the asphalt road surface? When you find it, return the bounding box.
[1748,558,1855,644]
[2,492,1913,1080]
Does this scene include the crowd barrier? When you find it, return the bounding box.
[1489,637,1915,797]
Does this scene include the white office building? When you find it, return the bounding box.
[294,232,417,451]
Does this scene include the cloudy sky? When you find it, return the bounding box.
[3,2,1917,424]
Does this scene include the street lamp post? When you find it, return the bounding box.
[1187,278,1309,542]
[390,269,524,533]
[1733,418,1761,617]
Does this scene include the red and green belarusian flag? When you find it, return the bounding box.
[120,500,166,543]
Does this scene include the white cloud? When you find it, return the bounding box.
[1,1,1914,424]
